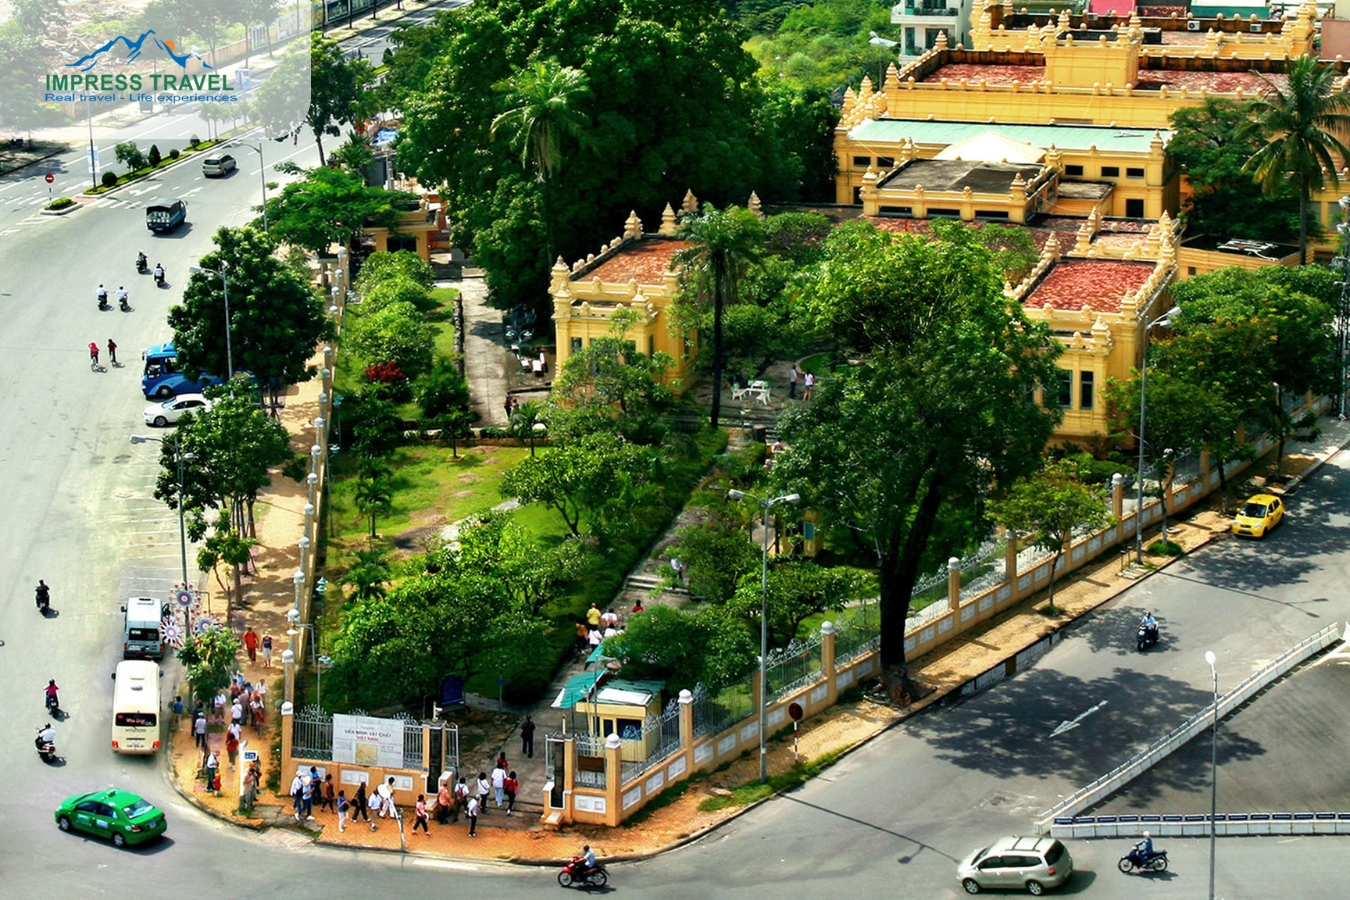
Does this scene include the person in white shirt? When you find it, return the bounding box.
[490,765,506,807]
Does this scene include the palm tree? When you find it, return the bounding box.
[1244,55,1350,263]
[353,472,394,542]
[674,206,766,428]
[510,400,547,457]
[489,58,592,264]
[340,548,391,603]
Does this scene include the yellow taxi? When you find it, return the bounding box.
[1231,493,1284,538]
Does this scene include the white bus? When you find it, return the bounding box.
[111,660,162,755]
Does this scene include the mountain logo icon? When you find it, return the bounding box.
[65,30,214,73]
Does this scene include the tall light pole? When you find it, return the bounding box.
[189,263,233,379]
[130,434,194,584]
[728,488,801,783]
[1336,195,1350,419]
[1135,306,1182,564]
[1205,649,1219,900]
[226,139,270,232]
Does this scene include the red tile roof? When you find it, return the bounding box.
[1025,260,1155,312]
[581,239,690,285]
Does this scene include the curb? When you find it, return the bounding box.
[1282,420,1350,494]
[40,203,78,216]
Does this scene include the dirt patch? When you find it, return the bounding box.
[392,523,445,553]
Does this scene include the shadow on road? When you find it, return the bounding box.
[780,795,960,863]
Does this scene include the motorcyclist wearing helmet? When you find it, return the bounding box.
[1133,832,1155,863]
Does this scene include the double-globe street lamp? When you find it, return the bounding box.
[189,262,234,380]
[129,434,194,585]
[727,488,800,783]
[1134,306,1182,564]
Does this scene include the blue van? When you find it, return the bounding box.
[145,198,186,233]
[141,343,223,399]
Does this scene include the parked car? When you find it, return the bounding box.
[143,393,212,427]
[55,788,167,848]
[201,154,236,177]
[956,835,1074,895]
[1231,492,1284,538]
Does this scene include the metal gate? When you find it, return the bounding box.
[426,722,460,792]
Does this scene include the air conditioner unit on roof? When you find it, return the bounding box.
[1187,19,1201,31]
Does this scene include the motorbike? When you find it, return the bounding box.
[46,693,61,717]
[153,268,166,287]
[558,860,608,888]
[1137,622,1159,652]
[136,253,148,273]
[35,730,58,764]
[1118,847,1168,874]
[119,293,130,312]
[97,293,110,311]
[35,584,50,612]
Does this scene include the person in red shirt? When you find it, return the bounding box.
[242,626,259,663]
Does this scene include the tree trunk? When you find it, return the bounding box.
[878,470,944,699]
[710,282,725,429]
[314,129,326,167]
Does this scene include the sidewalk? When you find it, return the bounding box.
[166,360,1350,861]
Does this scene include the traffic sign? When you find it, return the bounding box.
[44,173,53,184]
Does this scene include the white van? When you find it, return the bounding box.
[122,596,167,659]
[111,660,162,755]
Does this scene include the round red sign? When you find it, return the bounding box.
[44,173,54,184]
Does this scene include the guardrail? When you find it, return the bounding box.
[1050,811,1350,839]
[1035,623,1345,831]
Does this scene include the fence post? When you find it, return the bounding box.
[678,689,695,774]
[1111,472,1124,520]
[947,556,961,608]
[604,733,623,826]
[821,621,838,705]
[280,701,294,789]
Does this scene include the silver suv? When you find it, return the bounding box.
[201,154,236,177]
[956,835,1073,895]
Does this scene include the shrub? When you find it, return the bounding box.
[189,134,200,149]
[148,144,162,167]
[478,426,510,439]
[355,250,435,292]
[345,300,434,377]
[114,141,147,172]
[46,197,74,210]
[100,171,118,188]
[169,148,180,160]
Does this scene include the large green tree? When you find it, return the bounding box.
[1168,98,1299,242]
[169,226,334,389]
[1244,56,1350,262]
[499,432,655,536]
[603,605,757,692]
[391,0,798,309]
[490,57,592,264]
[674,205,766,428]
[774,219,1062,689]
[550,313,675,444]
[264,167,406,255]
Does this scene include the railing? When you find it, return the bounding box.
[691,678,753,739]
[903,4,959,14]
[765,632,824,702]
[574,732,607,789]
[835,604,882,664]
[1036,623,1344,830]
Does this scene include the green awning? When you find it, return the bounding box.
[551,670,606,709]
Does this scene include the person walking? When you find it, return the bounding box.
[788,364,798,399]
[88,341,100,369]
[301,772,316,820]
[260,632,273,668]
[803,371,816,401]
[193,711,207,749]
[290,771,305,822]
[453,776,469,823]
[320,774,336,812]
[466,794,479,837]
[520,715,536,759]
[504,770,519,816]
[204,751,219,797]
[225,727,239,770]
[476,771,491,817]
[352,781,370,824]
[413,795,430,834]
[336,790,349,832]
[491,763,507,809]
[107,339,118,366]
[435,779,453,826]
[367,786,382,829]
[575,621,589,653]
[242,626,259,663]
[379,776,397,820]
[237,763,259,815]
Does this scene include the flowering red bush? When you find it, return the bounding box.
[365,361,407,384]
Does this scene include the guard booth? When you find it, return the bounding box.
[572,679,665,762]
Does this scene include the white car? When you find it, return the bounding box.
[143,394,212,427]
[201,154,236,177]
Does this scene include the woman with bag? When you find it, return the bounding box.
[336,790,349,832]
[504,770,519,816]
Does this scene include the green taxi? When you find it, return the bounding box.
[55,788,167,847]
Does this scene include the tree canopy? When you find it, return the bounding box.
[169,226,334,389]
[774,219,1062,686]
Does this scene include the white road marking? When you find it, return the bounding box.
[412,860,480,872]
[1049,700,1108,738]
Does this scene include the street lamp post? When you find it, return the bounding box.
[226,139,269,232]
[727,488,801,783]
[130,435,194,584]
[1135,306,1182,564]
[189,263,234,379]
[1337,197,1350,419]
[1205,649,1219,900]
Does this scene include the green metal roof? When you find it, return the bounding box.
[849,119,1170,154]
[552,670,606,709]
